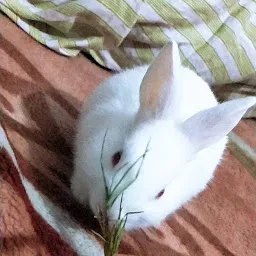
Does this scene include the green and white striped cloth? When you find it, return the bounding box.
[0,0,256,116]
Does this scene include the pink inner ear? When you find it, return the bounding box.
[112,151,122,167]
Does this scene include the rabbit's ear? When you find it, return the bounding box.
[138,42,181,120]
[182,97,256,152]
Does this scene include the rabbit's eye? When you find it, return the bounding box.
[156,189,165,199]
[112,151,122,166]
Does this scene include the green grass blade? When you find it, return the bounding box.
[91,230,107,243]
[96,139,151,256]
[100,129,109,200]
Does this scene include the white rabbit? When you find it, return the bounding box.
[71,42,256,231]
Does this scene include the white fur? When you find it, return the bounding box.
[71,42,256,231]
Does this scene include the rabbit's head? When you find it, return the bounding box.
[88,43,256,230]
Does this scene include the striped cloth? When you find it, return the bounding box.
[1,14,256,255]
[1,0,256,87]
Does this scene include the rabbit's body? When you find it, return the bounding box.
[71,43,256,230]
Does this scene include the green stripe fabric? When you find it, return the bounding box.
[183,0,254,78]
[138,15,196,71]
[223,0,256,48]
[0,0,255,117]
[97,0,138,28]
[133,41,154,64]
[148,0,230,82]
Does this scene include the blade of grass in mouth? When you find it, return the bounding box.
[95,131,150,255]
